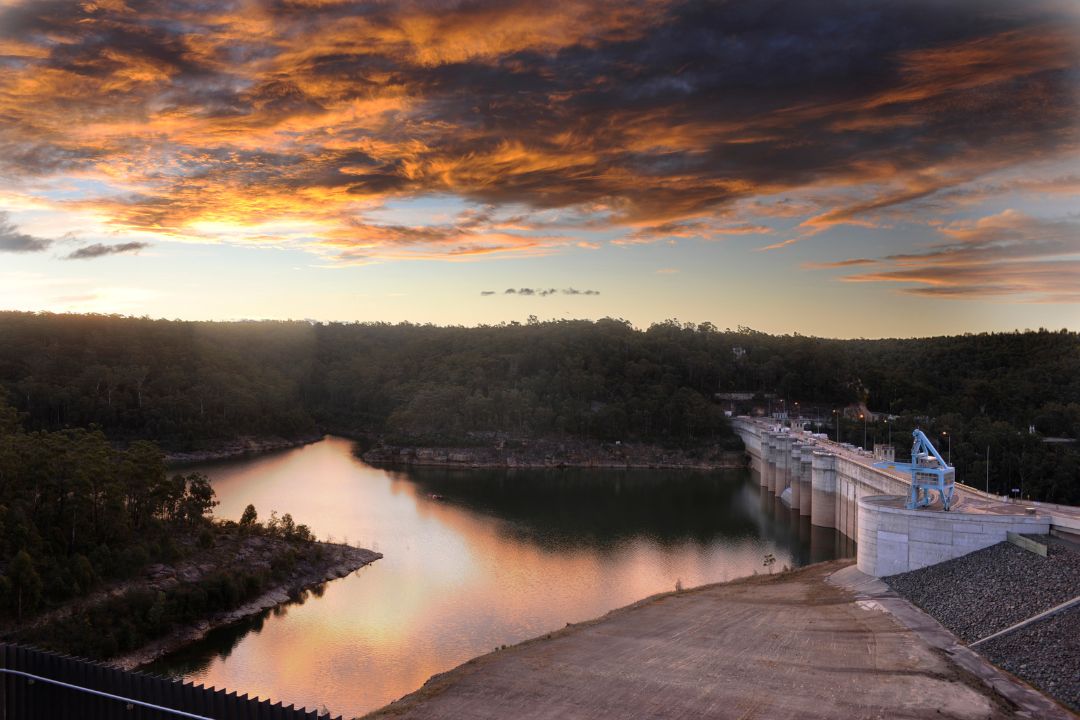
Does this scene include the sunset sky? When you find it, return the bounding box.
[1,0,1078,337]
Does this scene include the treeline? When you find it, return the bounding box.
[0,313,1077,500]
[310,319,734,444]
[0,314,735,447]
[0,313,316,448]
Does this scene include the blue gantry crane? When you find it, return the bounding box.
[873,429,956,510]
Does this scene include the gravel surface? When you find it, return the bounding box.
[979,604,1080,712]
[884,537,1080,714]
[883,538,1080,643]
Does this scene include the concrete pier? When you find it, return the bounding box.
[788,444,801,508]
[763,434,776,491]
[798,445,813,516]
[810,451,836,529]
[775,434,792,496]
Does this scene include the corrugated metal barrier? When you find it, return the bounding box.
[0,644,342,720]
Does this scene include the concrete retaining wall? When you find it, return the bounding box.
[856,495,1051,577]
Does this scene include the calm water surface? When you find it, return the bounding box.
[147,436,853,717]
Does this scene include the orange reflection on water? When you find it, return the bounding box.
[155,437,840,716]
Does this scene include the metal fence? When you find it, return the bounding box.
[0,644,342,720]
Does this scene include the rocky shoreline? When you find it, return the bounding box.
[114,543,382,670]
[162,432,748,471]
[165,434,326,465]
[361,438,746,471]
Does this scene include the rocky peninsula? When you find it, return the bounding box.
[5,525,381,670]
[115,540,381,670]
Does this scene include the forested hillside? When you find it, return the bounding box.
[0,313,1077,501]
[0,314,317,446]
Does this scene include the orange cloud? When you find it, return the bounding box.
[0,0,1076,265]
[839,211,1080,302]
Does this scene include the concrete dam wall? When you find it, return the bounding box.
[731,417,1055,577]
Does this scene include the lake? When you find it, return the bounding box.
[146,436,853,717]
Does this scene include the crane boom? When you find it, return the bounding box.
[873,429,956,510]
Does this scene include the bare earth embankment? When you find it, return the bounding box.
[366,560,1067,720]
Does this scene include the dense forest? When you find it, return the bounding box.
[0,403,214,619]
[0,397,330,658]
[0,312,1077,502]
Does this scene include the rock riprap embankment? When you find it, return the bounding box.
[884,537,1080,713]
[883,538,1080,642]
[978,604,1080,712]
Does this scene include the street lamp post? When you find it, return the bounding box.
[833,410,839,443]
[941,431,951,464]
[861,413,867,450]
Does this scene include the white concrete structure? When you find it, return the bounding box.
[857,495,1051,576]
[797,445,813,516]
[810,451,836,529]
[731,416,1073,577]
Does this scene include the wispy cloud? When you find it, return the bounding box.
[64,242,149,260]
[836,210,1080,302]
[801,258,878,270]
[319,209,571,262]
[487,287,600,297]
[0,212,51,253]
[623,221,772,245]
